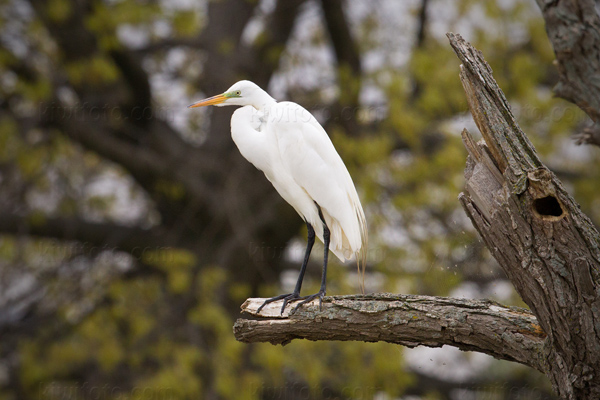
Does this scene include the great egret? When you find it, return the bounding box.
[188,80,367,314]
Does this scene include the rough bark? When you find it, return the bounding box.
[234,33,600,400]
[234,294,546,370]
[535,0,600,147]
[448,33,600,400]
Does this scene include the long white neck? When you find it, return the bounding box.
[250,89,277,112]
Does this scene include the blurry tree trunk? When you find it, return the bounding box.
[410,0,429,101]
[235,34,600,400]
[535,0,600,147]
[319,0,363,137]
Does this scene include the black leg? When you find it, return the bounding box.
[290,206,329,313]
[256,204,331,315]
[256,222,315,314]
[319,223,330,294]
[293,223,315,295]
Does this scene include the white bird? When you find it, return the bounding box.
[188,80,367,314]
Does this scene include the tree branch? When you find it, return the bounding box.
[53,115,225,216]
[410,0,430,101]
[573,124,600,147]
[26,0,97,62]
[0,212,181,254]
[535,0,600,147]
[234,294,546,371]
[320,0,361,77]
[415,0,430,47]
[131,37,205,55]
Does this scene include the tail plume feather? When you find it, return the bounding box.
[356,207,368,293]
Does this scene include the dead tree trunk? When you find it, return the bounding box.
[234,34,600,399]
[449,32,600,400]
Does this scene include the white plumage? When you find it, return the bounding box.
[189,80,367,313]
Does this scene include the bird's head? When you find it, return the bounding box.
[188,80,273,110]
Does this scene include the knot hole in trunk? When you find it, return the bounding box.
[533,196,564,219]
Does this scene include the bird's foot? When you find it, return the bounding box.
[290,289,325,315]
[256,292,301,315]
[256,290,326,315]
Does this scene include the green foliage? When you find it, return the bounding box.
[46,0,71,22]
[410,43,467,119]
[218,39,235,55]
[86,0,161,51]
[153,179,186,201]
[251,341,413,398]
[172,11,200,36]
[143,248,197,293]
[65,56,120,86]
[0,118,19,163]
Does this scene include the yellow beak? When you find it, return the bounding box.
[187,93,227,108]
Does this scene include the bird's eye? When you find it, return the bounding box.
[235,90,241,96]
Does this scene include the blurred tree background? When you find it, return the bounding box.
[0,0,597,399]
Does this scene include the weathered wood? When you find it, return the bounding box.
[448,32,600,400]
[234,294,545,370]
